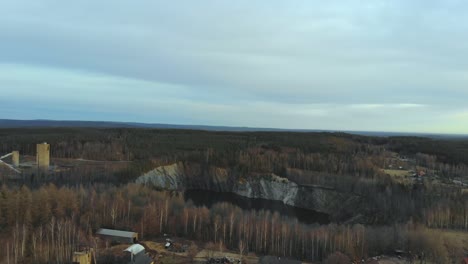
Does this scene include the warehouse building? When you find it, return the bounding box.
[96,228,138,244]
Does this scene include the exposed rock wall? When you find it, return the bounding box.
[234,176,299,206]
[135,163,361,216]
[136,163,183,189]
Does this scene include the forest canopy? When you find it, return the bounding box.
[0,128,467,263]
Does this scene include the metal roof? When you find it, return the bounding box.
[96,228,137,238]
[124,244,145,255]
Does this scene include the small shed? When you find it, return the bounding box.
[125,244,145,255]
[96,228,138,244]
[124,244,153,264]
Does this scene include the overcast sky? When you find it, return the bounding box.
[1,0,468,133]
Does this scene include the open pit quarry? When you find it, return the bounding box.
[135,162,363,221]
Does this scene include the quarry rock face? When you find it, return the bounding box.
[135,163,359,216]
[234,174,299,207]
[135,163,183,190]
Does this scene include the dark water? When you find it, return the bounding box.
[184,190,330,225]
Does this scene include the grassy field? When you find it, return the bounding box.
[438,229,468,252]
[382,169,413,185]
[383,169,411,177]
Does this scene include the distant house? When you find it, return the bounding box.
[124,244,153,264]
[258,256,301,264]
[96,228,138,244]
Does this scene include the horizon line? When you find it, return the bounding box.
[1,118,468,137]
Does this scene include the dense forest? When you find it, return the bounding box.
[0,128,467,263]
[0,184,464,263]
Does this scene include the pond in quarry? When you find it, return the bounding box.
[184,190,330,225]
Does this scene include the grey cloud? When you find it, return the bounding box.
[1,0,468,132]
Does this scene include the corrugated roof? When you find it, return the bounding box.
[96,228,137,238]
[124,244,145,255]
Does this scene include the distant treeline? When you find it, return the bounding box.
[1,128,468,164]
[1,128,468,182]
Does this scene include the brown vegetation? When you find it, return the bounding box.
[0,128,467,263]
[0,184,466,263]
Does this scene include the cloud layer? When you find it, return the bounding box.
[1,0,468,133]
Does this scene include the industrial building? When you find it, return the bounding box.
[12,151,19,167]
[96,228,138,244]
[0,151,21,174]
[36,142,50,171]
[0,143,51,178]
[72,249,93,264]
